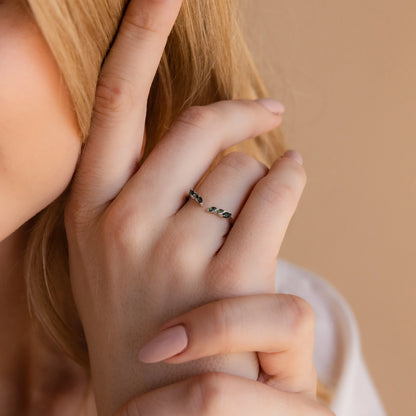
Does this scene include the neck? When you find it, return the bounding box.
[0,224,94,415]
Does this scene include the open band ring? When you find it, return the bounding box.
[188,189,234,225]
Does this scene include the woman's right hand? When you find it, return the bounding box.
[63,0,306,414]
[116,293,334,416]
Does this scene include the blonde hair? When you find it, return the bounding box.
[23,0,332,406]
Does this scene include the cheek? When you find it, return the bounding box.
[0,16,81,241]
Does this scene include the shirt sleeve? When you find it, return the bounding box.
[274,258,388,416]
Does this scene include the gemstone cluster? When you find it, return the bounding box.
[189,189,232,219]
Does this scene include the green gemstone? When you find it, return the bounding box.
[222,212,232,218]
[208,207,217,212]
[216,209,224,214]
[197,196,203,204]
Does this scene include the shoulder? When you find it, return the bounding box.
[275,258,388,416]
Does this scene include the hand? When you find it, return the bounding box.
[63,0,306,414]
[116,294,334,415]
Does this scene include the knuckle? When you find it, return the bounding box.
[121,8,160,41]
[220,152,268,177]
[190,373,228,415]
[100,204,140,250]
[94,74,135,117]
[176,105,220,132]
[284,294,316,338]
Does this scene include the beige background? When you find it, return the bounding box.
[241,1,415,414]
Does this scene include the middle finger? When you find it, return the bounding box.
[116,99,283,223]
[173,151,268,267]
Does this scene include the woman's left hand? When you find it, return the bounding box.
[116,293,332,415]
[137,293,317,400]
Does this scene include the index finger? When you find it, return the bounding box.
[138,294,317,400]
[68,0,183,214]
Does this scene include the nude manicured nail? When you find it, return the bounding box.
[256,98,285,115]
[283,149,303,165]
[138,325,188,363]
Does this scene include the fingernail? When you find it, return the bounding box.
[138,325,188,363]
[283,150,303,165]
[256,98,285,115]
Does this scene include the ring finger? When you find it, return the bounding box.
[173,151,268,261]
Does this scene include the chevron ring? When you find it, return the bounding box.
[188,189,234,223]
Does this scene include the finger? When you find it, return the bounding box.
[215,153,307,285]
[137,294,317,399]
[68,0,183,214]
[116,372,333,416]
[115,99,283,223]
[173,151,269,268]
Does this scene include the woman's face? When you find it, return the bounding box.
[0,1,81,242]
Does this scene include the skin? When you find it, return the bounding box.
[0,0,81,241]
[64,0,332,415]
[0,1,88,414]
[0,0,333,415]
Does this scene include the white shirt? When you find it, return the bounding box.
[275,259,387,415]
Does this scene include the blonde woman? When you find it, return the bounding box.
[0,0,386,415]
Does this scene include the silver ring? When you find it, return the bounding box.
[188,189,234,224]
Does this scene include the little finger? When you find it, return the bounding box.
[215,152,307,284]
